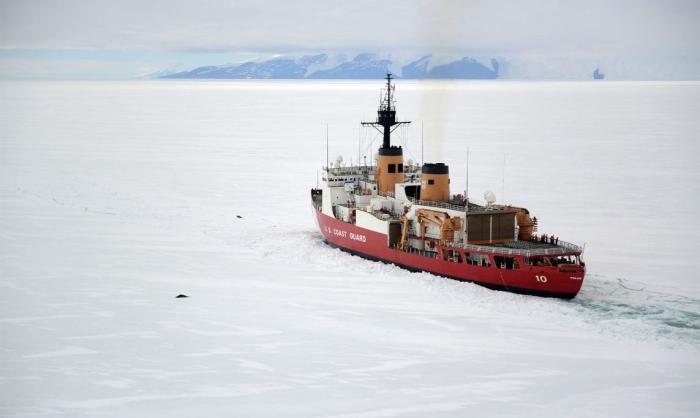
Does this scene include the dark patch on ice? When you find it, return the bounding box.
[236,215,243,219]
[175,294,189,298]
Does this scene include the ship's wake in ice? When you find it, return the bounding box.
[262,228,700,351]
[573,276,700,344]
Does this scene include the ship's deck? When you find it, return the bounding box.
[451,239,583,257]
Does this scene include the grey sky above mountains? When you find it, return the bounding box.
[0,0,698,79]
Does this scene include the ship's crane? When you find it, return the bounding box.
[400,209,462,249]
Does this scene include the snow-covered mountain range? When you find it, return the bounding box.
[161,53,499,79]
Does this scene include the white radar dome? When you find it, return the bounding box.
[484,190,497,205]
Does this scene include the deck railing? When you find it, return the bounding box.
[408,197,466,212]
[369,211,401,221]
[392,240,581,261]
[446,239,583,256]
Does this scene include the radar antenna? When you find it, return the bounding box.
[361,73,411,150]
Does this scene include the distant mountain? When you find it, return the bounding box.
[401,55,498,79]
[163,54,328,79]
[306,53,392,79]
[161,53,500,80]
[401,55,432,79]
[137,68,179,79]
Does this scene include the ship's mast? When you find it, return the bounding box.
[361,73,411,150]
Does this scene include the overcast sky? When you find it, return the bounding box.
[1,0,698,79]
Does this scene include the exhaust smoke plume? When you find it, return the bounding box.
[418,0,470,163]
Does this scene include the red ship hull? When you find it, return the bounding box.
[314,208,585,299]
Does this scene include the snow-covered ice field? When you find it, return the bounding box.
[1,80,699,417]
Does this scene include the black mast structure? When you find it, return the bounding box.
[361,73,411,156]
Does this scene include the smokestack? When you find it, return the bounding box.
[421,163,450,202]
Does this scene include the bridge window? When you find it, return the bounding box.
[398,163,404,173]
[467,253,475,265]
[550,256,579,266]
[428,179,435,185]
[527,257,555,267]
[494,256,519,270]
[467,253,490,268]
[442,249,462,263]
[388,164,396,173]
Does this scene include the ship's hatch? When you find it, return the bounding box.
[466,210,517,244]
[405,185,421,200]
[388,221,402,247]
